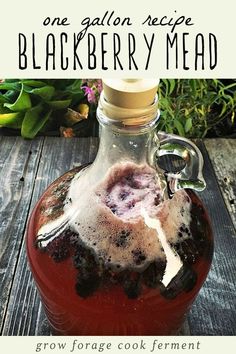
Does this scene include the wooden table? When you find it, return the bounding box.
[0,136,235,336]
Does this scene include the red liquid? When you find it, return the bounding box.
[26,166,213,335]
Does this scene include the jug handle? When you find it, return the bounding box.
[154,131,206,194]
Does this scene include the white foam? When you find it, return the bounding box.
[66,162,192,270]
[37,162,192,272]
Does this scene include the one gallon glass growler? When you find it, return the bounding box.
[26,79,213,335]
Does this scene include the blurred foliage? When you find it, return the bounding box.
[0,79,85,138]
[157,79,236,138]
[1,79,236,139]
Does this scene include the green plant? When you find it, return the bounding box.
[0,79,84,138]
[1,79,236,139]
[158,79,236,138]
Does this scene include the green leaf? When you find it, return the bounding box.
[0,112,24,129]
[0,93,10,103]
[159,97,171,108]
[0,82,21,91]
[166,124,174,134]
[185,117,192,133]
[20,80,47,88]
[231,110,235,123]
[47,99,72,110]
[161,79,169,96]
[174,120,185,136]
[21,104,52,139]
[64,79,83,94]
[189,79,196,94]
[169,80,176,95]
[4,85,31,112]
[0,104,10,114]
[4,79,20,83]
[24,86,55,100]
[69,92,86,106]
[219,101,227,117]
[3,90,18,103]
[221,82,236,92]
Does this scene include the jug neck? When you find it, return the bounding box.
[93,105,160,173]
[98,90,159,126]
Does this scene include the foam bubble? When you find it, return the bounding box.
[65,162,192,271]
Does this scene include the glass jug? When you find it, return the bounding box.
[26,79,213,335]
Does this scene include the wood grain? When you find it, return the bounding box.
[0,137,44,333]
[204,139,236,231]
[188,141,236,335]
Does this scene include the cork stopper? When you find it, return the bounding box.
[99,79,160,125]
[102,79,159,109]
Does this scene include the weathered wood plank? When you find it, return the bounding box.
[2,137,99,335]
[187,141,236,335]
[0,136,44,334]
[204,139,236,231]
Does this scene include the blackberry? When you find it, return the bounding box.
[177,239,199,264]
[131,249,146,266]
[115,230,131,248]
[119,191,129,200]
[45,229,73,262]
[154,196,160,206]
[127,200,136,209]
[110,205,117,214]
[50,247,69,262]
[75,272,101,298]
[73,244,97,272]
[189,200,213,260]
[123,273,142,299]
[125,174,133,185]
[180,225,185,233]
[160,266,197,299]
[143,259,166,288]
